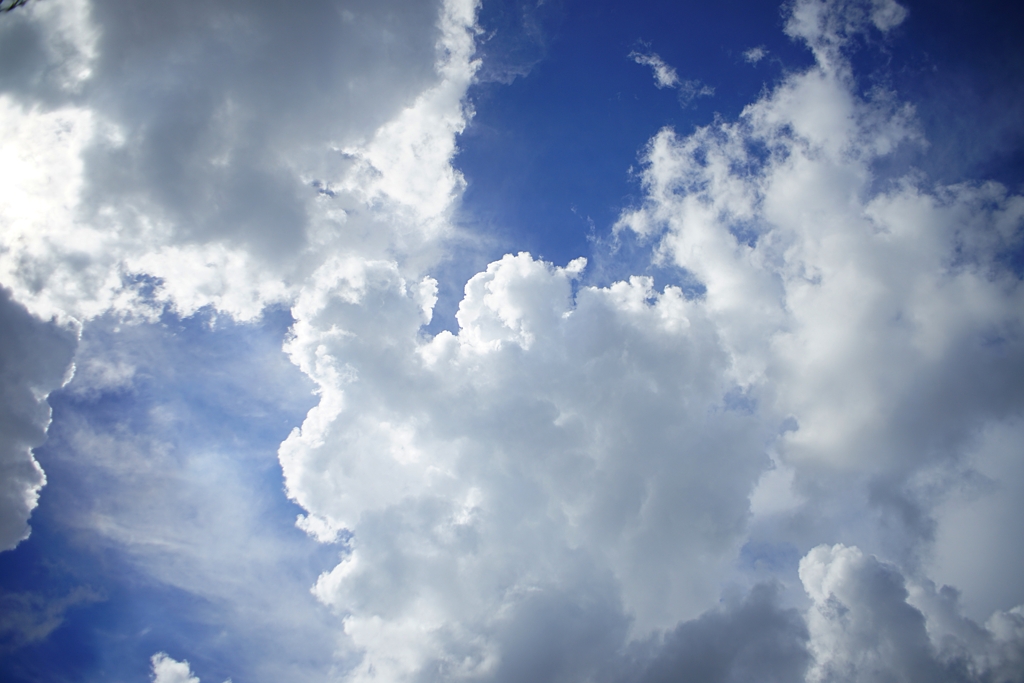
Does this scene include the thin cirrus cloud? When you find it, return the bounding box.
[0,0,1022,682]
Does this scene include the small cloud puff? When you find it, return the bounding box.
[150,653,199,683]
[743,46,767,63]
[150,653,231,683]
[629,50,681,89]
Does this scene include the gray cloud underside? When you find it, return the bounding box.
[0,288,76,551]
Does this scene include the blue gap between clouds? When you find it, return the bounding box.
[428,0,813,335]
[457,0,811,268]
[433,0,1024,337]
[0,307,330,683]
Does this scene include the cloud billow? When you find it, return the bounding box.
[281,0,1024,679]
[0,0,1022,681]
[0,288,76,551]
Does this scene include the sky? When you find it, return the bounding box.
[1,0,1023,681]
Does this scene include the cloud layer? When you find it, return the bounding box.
[0,0,1022,680]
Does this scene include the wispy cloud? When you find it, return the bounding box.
[630,47,713,105]
[0,586,102,654]
[629,49,681,88]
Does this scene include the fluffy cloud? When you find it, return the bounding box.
[272,0,1024,679]
[284,252,771,677]
[801,544,1024,683]
[928,419,1024,621]
[0,0,482,676]
[2,0,1023,680]
[617,0,1024,570]
[0,0,478,323]
[0,288,76,550]
[0,0,480,553]
[150,653,200,683]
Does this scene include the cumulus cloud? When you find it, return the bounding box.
[0,0,478,324]
[0,0,480,549]
[928,419,1024,620]
[618,583,811,683]
[0,288,77,550]
[283,244,782,679]
[2,0,1023,680]
[268,0,1024,678]
[801,544,1024,683]
[286,254,769,643]
[151,653,200,683]
[617,0,1024,573]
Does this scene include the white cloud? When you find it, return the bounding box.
[0,288,77,551]
[338,0,481,233]
[0,0,482,550]
[929,419,1024,620]
[630,50,681,89]
[270,0,1024,678]
[743,46,767,64]
[151,653,200,683]
[801,544,943,682]
[616,0,1024,578]
[629,49,713,106]
[280,250,772,677]
[785,0,908,71]
[1,0,1022,680]
[801,544,1024,683]
[0,0,479,324]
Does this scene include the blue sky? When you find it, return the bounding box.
[1,1,1024,682]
